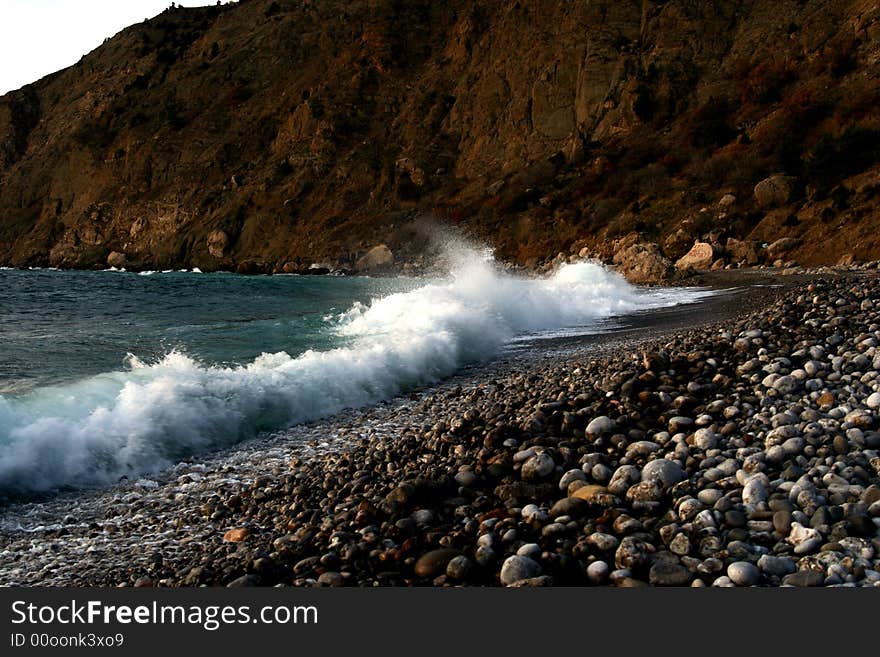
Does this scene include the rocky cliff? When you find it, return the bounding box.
[1,0,879,273]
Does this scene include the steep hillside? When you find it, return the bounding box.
[1,0,879,273]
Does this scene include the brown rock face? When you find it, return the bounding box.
[206,230,229,259]
[1,0,880,270]
[675,242,715,271]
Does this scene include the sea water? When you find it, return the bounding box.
[0,251,709,494]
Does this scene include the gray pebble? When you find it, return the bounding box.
[500,555,542,585]
[728,561,761,586]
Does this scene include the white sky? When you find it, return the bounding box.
[0,0,232,95]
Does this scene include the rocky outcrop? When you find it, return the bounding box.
[356,244,394,272]
[612,242,674,285]
[206,230,229,259]
[1,0,879,271]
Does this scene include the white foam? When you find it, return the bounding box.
[0,250,709,493]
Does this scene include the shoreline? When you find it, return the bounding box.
[1,270,878,587]
[2,259,878,280]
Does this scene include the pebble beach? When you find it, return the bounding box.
[1,271,879,587]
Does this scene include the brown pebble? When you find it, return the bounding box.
[223,527,250,542]
[413,548,460,578]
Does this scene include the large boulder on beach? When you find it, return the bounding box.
[356,244,394,272]
[611,242,674,284]
[675,241,714,271]
[106,251,127,268]
[754,174,798,208]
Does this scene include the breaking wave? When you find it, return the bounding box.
[0,248,707,493]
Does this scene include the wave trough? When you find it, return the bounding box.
[0,254,707,493]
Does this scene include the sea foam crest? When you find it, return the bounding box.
[0,250,705,493]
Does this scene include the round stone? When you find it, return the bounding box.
[743,477,768,505]
[521,504,547,523]
[772,376,800,394]
[773,510,793,535]
[649,561,692,586]
[641,459,687,488]
[516,543,542,560]
[586,416,616,434]
[474,545,495,567]
[549,496,589,518]
[693,428,718,451]
[608,465,641,496]
[587,532,619,552]
[414,548,460,578]
[668,416,694,433]
[446,555,473,580]
[697,488,723,506]
[521,453,555,479]
[587,560,610,584]
[727,561,761,586]
[558,468,588,491]
[757,554,796,577]
[317,571,344,587]
[500,555,542,585]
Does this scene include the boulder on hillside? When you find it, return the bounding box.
[674,241,715,271]
[766,237,800,260]
[726,238,759,265]
[356,244,394,272]
[754,175,799,209]
[718,193,737,208]
[612,242,674,284]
